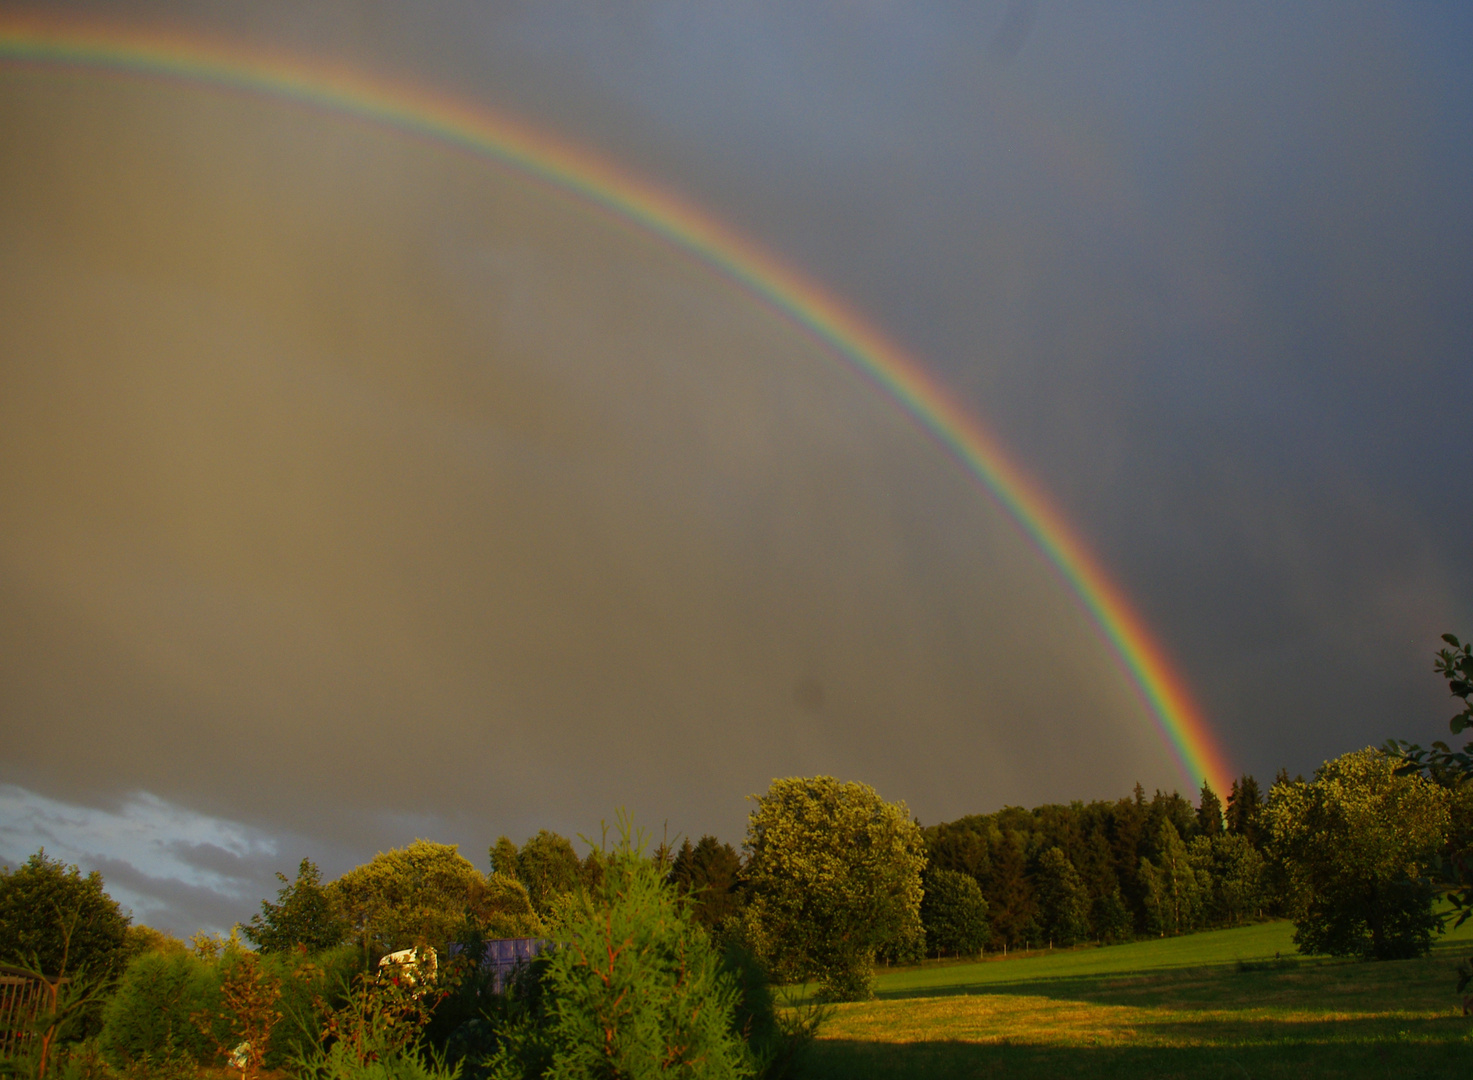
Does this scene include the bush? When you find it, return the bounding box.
[288,967,458,1080]
[98,951,221,1068]
[487,820,750,1079]
[97,940,363,1073]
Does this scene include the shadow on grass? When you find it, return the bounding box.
[807,1021,1473,1080]
[858,939,1473,1014]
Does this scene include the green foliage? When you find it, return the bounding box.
[668,836,744,932]
[1388,632,1473,930]
[742,777,924,1001]
[292,967,447,1079]
[120,926,186,961]
[503,831,583,920]
[192,950,283,1080]
[1199,832,1264,925]
[1138,821,1207,936]
[1034,848,1090,947]
[328,841,498,958]
[478,875,543,940]
[243,858,347,954]
[489,839,519,880]
[1225,774,1265,847]
[0,956,116,1080]
[487,820,751,1080]
[0,852,131,978]
[1089,891,1131,943]
[1195,781,1224,837]
[919,869,990,958]
[1268,747,1449,959]
[98,951,221,1068]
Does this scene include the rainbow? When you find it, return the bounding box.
[0,13,1234,797]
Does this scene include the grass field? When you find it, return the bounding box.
[800,919,1473,1079]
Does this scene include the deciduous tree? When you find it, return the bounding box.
[1034,847,1091,947]
[920,868,989,958]
[1268,747,1449,959]
[327,840,493,959]
[242,858,346,954]
[742,776,924,1001]
[0,850,130,977]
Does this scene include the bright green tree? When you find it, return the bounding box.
[1139,820,1206,935]
[242,858,346,954]
[489,822,751,1080]
[507,830,584,918]
[0,850,131,977]
[1268,747,1449,959]
[489,836,520,878]
[742,776,924,1001]
[1197,832,1264,925]
[919,868,989,958]
[1034,847,1090,947]
[327,840,495,958]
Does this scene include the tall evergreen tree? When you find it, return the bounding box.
[668,835,744,931]
[1226,775,1265,847]
[1196,781,1224,837]
[985,829,1034,951]
[920,868,990,958]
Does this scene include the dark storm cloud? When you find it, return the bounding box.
[1,1,1471,931]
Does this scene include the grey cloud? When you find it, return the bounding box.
[1,1,1470,886]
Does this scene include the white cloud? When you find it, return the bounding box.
[0,785,278,932]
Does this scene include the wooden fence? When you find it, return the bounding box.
[0,964,59,1061]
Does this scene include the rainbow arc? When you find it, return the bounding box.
[0,13,1234,796]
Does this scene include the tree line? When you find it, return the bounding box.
[2,634,1470,1076]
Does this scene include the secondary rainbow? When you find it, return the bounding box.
[0,14,1235,797]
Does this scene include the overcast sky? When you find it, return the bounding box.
[1,1,1470,936]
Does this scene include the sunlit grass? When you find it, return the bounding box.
[800,919,1473,1079]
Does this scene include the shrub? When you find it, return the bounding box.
[98,951,221,1068]
[487,820,750,1079]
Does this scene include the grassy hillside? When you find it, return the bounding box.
[802,919,1473,1079]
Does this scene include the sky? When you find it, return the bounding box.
[1,0,1470,936]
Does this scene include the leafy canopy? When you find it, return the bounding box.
[0,849,131,977]
[242,858,347,954]
[1267,747,1449,959]
[741,776,924,1001]
[919,868,989,958]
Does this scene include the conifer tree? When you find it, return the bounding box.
[1225,775,1265,847]
[668,835,744,931]
[1196,781,1224,837]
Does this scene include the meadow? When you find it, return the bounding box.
[801,919,1473,1079]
